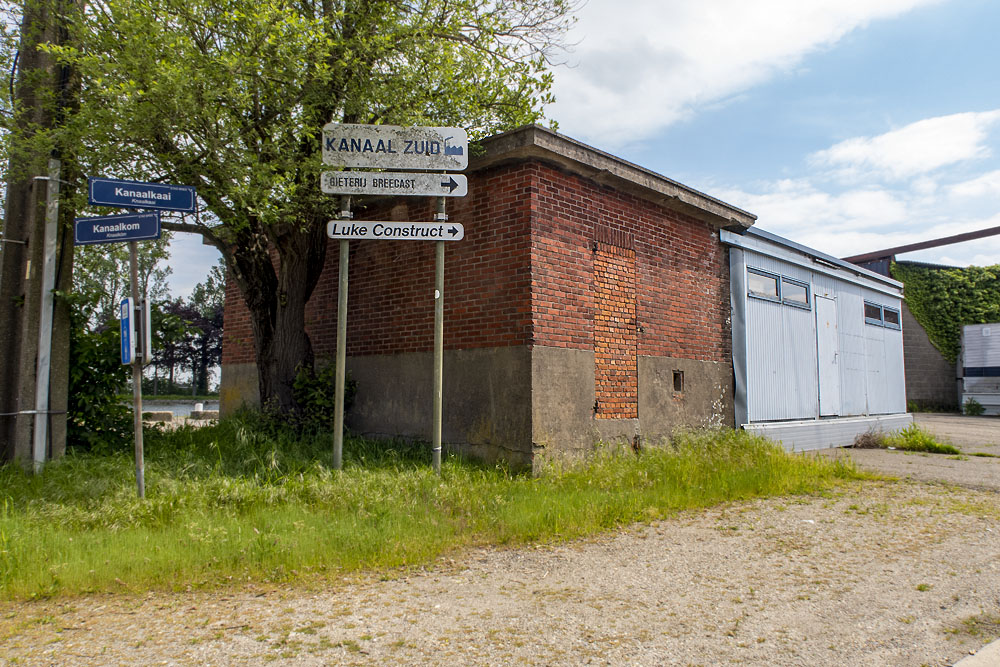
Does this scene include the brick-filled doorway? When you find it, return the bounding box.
[593,229,638,419]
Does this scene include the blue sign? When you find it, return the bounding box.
[88,177,196,212]
[120,298,135,365]
[74,212,161,245]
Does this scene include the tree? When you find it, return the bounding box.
[73,235,172,327]
[47,0,573,413]
[186,260,225,395]
[148,298,190,393]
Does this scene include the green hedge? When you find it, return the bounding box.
[892,261,1000,364]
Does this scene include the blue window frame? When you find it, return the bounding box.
[747,268,812,311]
[782,278,810,309]
[747,268,780,302]
[864,301,883,326]
[865,302,901,329]
[883,307,901,330]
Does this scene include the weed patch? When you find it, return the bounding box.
[947,612,1000,642]
[851,425,960,455]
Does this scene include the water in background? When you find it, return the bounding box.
[142,400,219,418]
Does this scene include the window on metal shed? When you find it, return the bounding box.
[883,307,901,329]
[781,278,810,309]
[864,301,883,326]
[747,269,780,301]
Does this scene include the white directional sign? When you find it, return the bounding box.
[321,171,467,197]
[322,123,468,171]
[327,220,465,242]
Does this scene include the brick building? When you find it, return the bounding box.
[221,125,756,467]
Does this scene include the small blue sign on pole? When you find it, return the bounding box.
[74,212,161,245]
[89,177,196,212]
[120,297,135,365]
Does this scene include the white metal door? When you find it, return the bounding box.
[816,296,841,416]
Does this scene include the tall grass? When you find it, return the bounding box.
[0,415,857,599]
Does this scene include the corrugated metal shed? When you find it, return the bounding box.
[722,228,910,451]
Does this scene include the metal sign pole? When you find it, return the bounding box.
[333,195,352,470]
[128,241,145,498]
[432,196,446,474]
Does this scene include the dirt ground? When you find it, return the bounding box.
[818,413,1000,492]
[2,414,999,666]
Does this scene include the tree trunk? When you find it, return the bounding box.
[226,217,328,413]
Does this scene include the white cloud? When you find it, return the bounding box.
[716,180,909,240]
[810,111,1000,181]
[549,0,942,146]
[950,169,1000,198]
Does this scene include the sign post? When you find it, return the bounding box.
[128,242,145,498]
[88,177,196,212]
[432,196,447,474]
[322,124,469,474]
[322,124,468,171]
[75,212,160,245]
[321,171,467,198]
[333,196,351,471]
[78,177,195,497]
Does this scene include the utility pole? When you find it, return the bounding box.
[0,0,80,465]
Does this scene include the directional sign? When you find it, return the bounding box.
[89,177,197,212]
[74,212,161,245]
[327,220,465,242]
[321,171,467,197]
[322,124,468,171]
[120,298,135,365]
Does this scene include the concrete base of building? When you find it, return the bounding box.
[347,347,534,468]
[220,362,260,416]
[743,413,914,452]
[220,346,735,470]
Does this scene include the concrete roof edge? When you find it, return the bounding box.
[470,125,757,230]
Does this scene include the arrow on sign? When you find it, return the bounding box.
[441,176,460,193]
[448,226,460,238]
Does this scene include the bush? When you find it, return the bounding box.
[964,397,986,416]
[66,310,131,454]
[286,362,357,432]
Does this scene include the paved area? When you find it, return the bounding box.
[817,413,1000,491]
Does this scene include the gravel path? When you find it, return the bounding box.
[3,416,1000,666]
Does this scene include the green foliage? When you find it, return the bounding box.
[289,362,357,431]
[853,424,960,455]
[30,0,576,412]
[964,397,986,416]
[891,262,1000,363]
[73,237,172,328]
[0,421,855,598]
[65,297,131,453]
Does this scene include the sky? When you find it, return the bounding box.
[169,0,1000,297]
[547,0,1000,269]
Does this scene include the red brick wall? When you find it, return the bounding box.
[530,163,730,363]
[223,163,536,363]
[222,274,255,365]
[594,241,638,419]
[223,159,731,371]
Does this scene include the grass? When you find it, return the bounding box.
[852,424,961,455]
[0,413,859,600]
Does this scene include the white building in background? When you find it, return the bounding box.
[722,228,912,451]
[959,323,1000,415]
